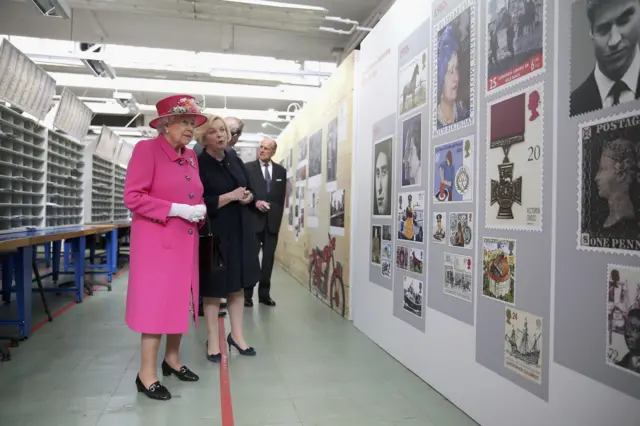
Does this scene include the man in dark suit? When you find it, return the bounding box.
[570,0,640,116]
[245,138,286,307]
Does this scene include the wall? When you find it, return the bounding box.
[273,52,356,319]
[353,0,640,425]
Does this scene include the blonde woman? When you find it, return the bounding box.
[196,115,261,361]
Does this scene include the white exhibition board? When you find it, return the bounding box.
[352,0,640,425]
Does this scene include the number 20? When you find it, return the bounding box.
[528,145,541,161]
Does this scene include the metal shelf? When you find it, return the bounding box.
[113,164,129,222]
[90,154,114,223]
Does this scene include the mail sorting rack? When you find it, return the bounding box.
[113,164,128,221]
[46,129,85,228]
[91,155,114,223]
[0,105,46,233]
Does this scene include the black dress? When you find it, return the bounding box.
[198,149,261,298]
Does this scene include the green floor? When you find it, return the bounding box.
[0,266,477,426]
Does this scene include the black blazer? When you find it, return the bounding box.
[570,70,640,116]
[246,159,286,234]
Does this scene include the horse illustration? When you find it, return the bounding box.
[402,63,420,111]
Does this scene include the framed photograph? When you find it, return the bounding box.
[606,264,640,378]
[486,84,544,231]
[482,237,516,305]
[432,0,475,137]
[326,117,339,188]
[329,189,346,236]
[403,276,424,318]
[397,191,425,242]
[373,137,393,217]
[504,306,543,384]
[444,252,473,302]
[578,111,640,256]
[297,137,308,167]
[432,212,447,244]
[371,225,382,265]
[433,136,474,203]
[486,0,546,93]
[570,0,640,117]
[308,129,323,188]
[398,47,429,116]
[448,212,473,249]
[401,113,423,188]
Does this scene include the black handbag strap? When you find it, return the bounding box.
[201,216,213,237]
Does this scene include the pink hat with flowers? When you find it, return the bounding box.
[148,94,207,129]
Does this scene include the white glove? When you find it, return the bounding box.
[169,203,206,223]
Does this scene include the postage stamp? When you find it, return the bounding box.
[371,225,381,265]
[398,47,429,117]
[578,111,640,256]
[382,260,392,278]
[486,84,544,231]
[397,191,425,242]
[432,212,447,244]
[408,247,425,275]
[483,237,516,305]
[606,264,640,378]
[403,276,424,318]
[504,306,543,385]
[486,0,546,93]
[432,0,475,137]
[433,136,474,203]
[448,212,473,249]
[382,242,393,261]
[396,245,409,271]
[382,224,392,241]
[373,137,393,217]
[401,112,423,188]
[444,252,473,302]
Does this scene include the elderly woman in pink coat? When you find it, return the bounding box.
[124,94,207,401]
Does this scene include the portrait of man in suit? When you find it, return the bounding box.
[245,138,286,307]
[570,0,640,116]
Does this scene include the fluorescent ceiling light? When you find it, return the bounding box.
[220,0,327,12]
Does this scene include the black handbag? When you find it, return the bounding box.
[199,217,225,276]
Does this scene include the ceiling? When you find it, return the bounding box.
[0,0,392,143]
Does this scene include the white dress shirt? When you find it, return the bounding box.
[594,45,640,107]
[260,160,272,180]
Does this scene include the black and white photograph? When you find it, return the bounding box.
[448,212,473,249]
[401,113,423,187]
[432,0,475,137]
[308,129,323,188]
[373,137,393,217]
[432,212,447,244]
[329,188,346,236]
[397,191,425,243]
[570,0,640,117]
[409,247,424,275]
[382,224,392,241]
[487,0,545,93]
[444,252,473,303]
[297,137,308,167]
[403,276,424,318]
[396,245,409,271]
[307,186,319,228]
[371,225,382,265]
[326,117,338,191]
[294,184,305,239]
[606,264,640,378]
[398,47,429,116]
[504,306,543,384]
[578,111,640,256]
[382,261,392,278]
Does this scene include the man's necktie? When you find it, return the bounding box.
[264,163,271,193]
[610,80,629,106]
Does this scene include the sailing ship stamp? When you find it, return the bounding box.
[433,136,474,203]
[403,276,424,318]
[448,212,473,249]
[504,306,543,385]
[397,191,425,242]
[577,111,640,256]
[486,83,544,231]
[606,264,640,378]
[432,212,447,244]
[482,237,516,305]
[444,252,473,303]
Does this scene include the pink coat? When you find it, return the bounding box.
[123,135,204,334]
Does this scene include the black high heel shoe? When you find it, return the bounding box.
[135,374,171,401]
[161,360,199,382]
[205,340,222,363]
[227,333,256,356]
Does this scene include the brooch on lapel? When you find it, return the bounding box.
[188,157,195,168]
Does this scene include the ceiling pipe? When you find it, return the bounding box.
[319,15,374,36]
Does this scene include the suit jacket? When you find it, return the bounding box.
[570,70,640,116]
[247,159,286,234]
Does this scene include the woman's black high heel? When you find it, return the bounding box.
[205,340,222,363]
[135,374,172,401]
[161,360,199,381]
[227,333,256,356]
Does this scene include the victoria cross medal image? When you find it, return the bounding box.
[373,137,393,217]
[578,111,640,255]
[607,264,640,378]
[570,0,640,117]
[487,0,545,93]
[486,84,543,231]
[504,307,543,385]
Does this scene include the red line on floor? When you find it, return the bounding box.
[218,315,234,426]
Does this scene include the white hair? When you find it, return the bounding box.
[155,115,177,135]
